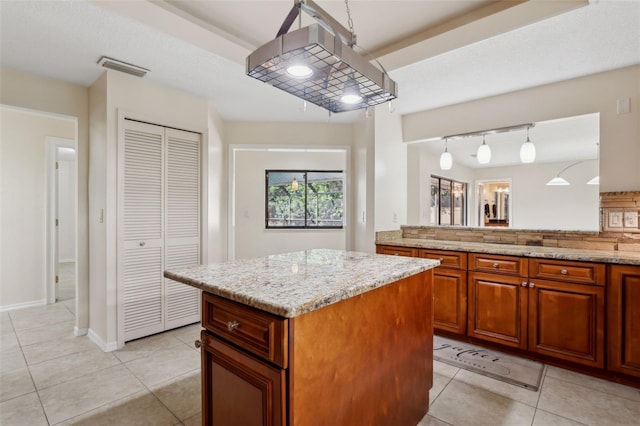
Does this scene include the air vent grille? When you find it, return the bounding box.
[98,56,149,78]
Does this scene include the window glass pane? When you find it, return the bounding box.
[440,179,452,225]
[266,170,343,229]
[430,177,439,225]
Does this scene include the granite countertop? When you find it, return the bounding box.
[164,249,439,318]
[377,236,640,266]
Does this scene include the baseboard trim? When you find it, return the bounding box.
[88,329,118,352]
[0,299,47,312]
[74,326,88,337]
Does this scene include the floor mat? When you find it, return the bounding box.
[434,336,544,391]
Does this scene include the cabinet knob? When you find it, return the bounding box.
[560,269,568,275]
[139,242,146,247]
[492,262,499,268]
[521,282,528,287]
[439,258,444,262]
[529,283,535,288]
[194,339,202,349]
[227,320,240,332]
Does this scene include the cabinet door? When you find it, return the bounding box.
[433,269,467,335]
[201,332,285,426]
[164,128,201,330]
[468,272,528,349]
[528,279,604,368]
[608,265,640,378]
[121,120,165,341]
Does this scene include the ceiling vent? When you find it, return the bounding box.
[97,56,149,78]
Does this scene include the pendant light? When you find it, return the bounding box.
[440,139,453,170]
[291,176,299,191]
[520,125,536,163]
[340,74,363,105]
[477,135,491,164]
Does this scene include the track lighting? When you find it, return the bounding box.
[520,126,536,163]
[440,139,453,170]
[477,135,491,164]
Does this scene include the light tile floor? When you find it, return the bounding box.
[2,301,639,425]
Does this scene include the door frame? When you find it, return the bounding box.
[46,137,76,304]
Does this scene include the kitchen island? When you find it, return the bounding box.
[165,249,439,426]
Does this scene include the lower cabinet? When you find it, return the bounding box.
[467,271,528,349]
[419,250,467,335]
[608,265,640,378]
[528,279,604,368]
[201,332,286,426]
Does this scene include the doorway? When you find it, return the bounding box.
[47,138,77,305]
[476,179,511,228]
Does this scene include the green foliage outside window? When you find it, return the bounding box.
[266,170,344,228]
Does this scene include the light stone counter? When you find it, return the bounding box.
[377,236,640,266]
[164,249,439,318]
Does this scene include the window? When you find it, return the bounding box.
[265,170,344,229]
[430,176,467,226]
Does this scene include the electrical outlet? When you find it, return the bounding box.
[392,212,398,223]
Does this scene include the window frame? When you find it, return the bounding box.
[265,169,344,229]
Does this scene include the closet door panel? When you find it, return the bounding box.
[122,121,165,341]
[165,128,201,329]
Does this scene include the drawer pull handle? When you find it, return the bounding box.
[194,339,202,349]
[560,269,568,275]
[227,321,240,332]
[521,282,528,287]
[493,262,499,268]
[529,283,535,288]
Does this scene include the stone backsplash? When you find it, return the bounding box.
[389,191,640,253]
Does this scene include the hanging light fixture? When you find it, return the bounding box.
[291,176,299,191]
[520,125,536,163]
[477,134,491,164]
[546,159,597,186]
[246,0,397,113]
[440,139,453,170]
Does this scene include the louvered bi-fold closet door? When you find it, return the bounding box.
[164,128,201,329]
[122,120,165,341]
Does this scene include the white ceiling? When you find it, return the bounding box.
[0,0,638,127]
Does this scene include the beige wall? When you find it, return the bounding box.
[0,108,75,308]
[0,68,89,333]
[352,114,376,253]
[233,150,347,259]
[89,70,216,349]
[403,65,640,193]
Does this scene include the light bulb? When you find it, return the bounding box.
[286,64,313,79]
[477,140,491,164]
[440,151,453,170]
[340,74,363,104]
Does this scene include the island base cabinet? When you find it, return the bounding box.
[528,279,604,368]
[608,265,640,378]
[201,332,286,426]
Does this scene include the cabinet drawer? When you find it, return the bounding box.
[419,249,467,270]
[469,253,527,276]
[529,259,605,286]
[376,245,415,257]
[202,293,288,368]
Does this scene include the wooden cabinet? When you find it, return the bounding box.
[528,259,605,368]
[420,249,467,335]
[376,245,415,257]
[467,254,528,349]
[608,265,640,378]
[201,332,286,426]
[200,273,433,426]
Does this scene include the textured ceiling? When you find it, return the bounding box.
[0,0,638,126]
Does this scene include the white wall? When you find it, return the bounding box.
[374,105,407,231]
[403,66,640,193]
[0,68,89,329]
[0,107,75,309]
[58,156,76,261]
[234,150,347,259]
[89,70,221,349]
[352,114,376,253]
[225,121,354,257]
